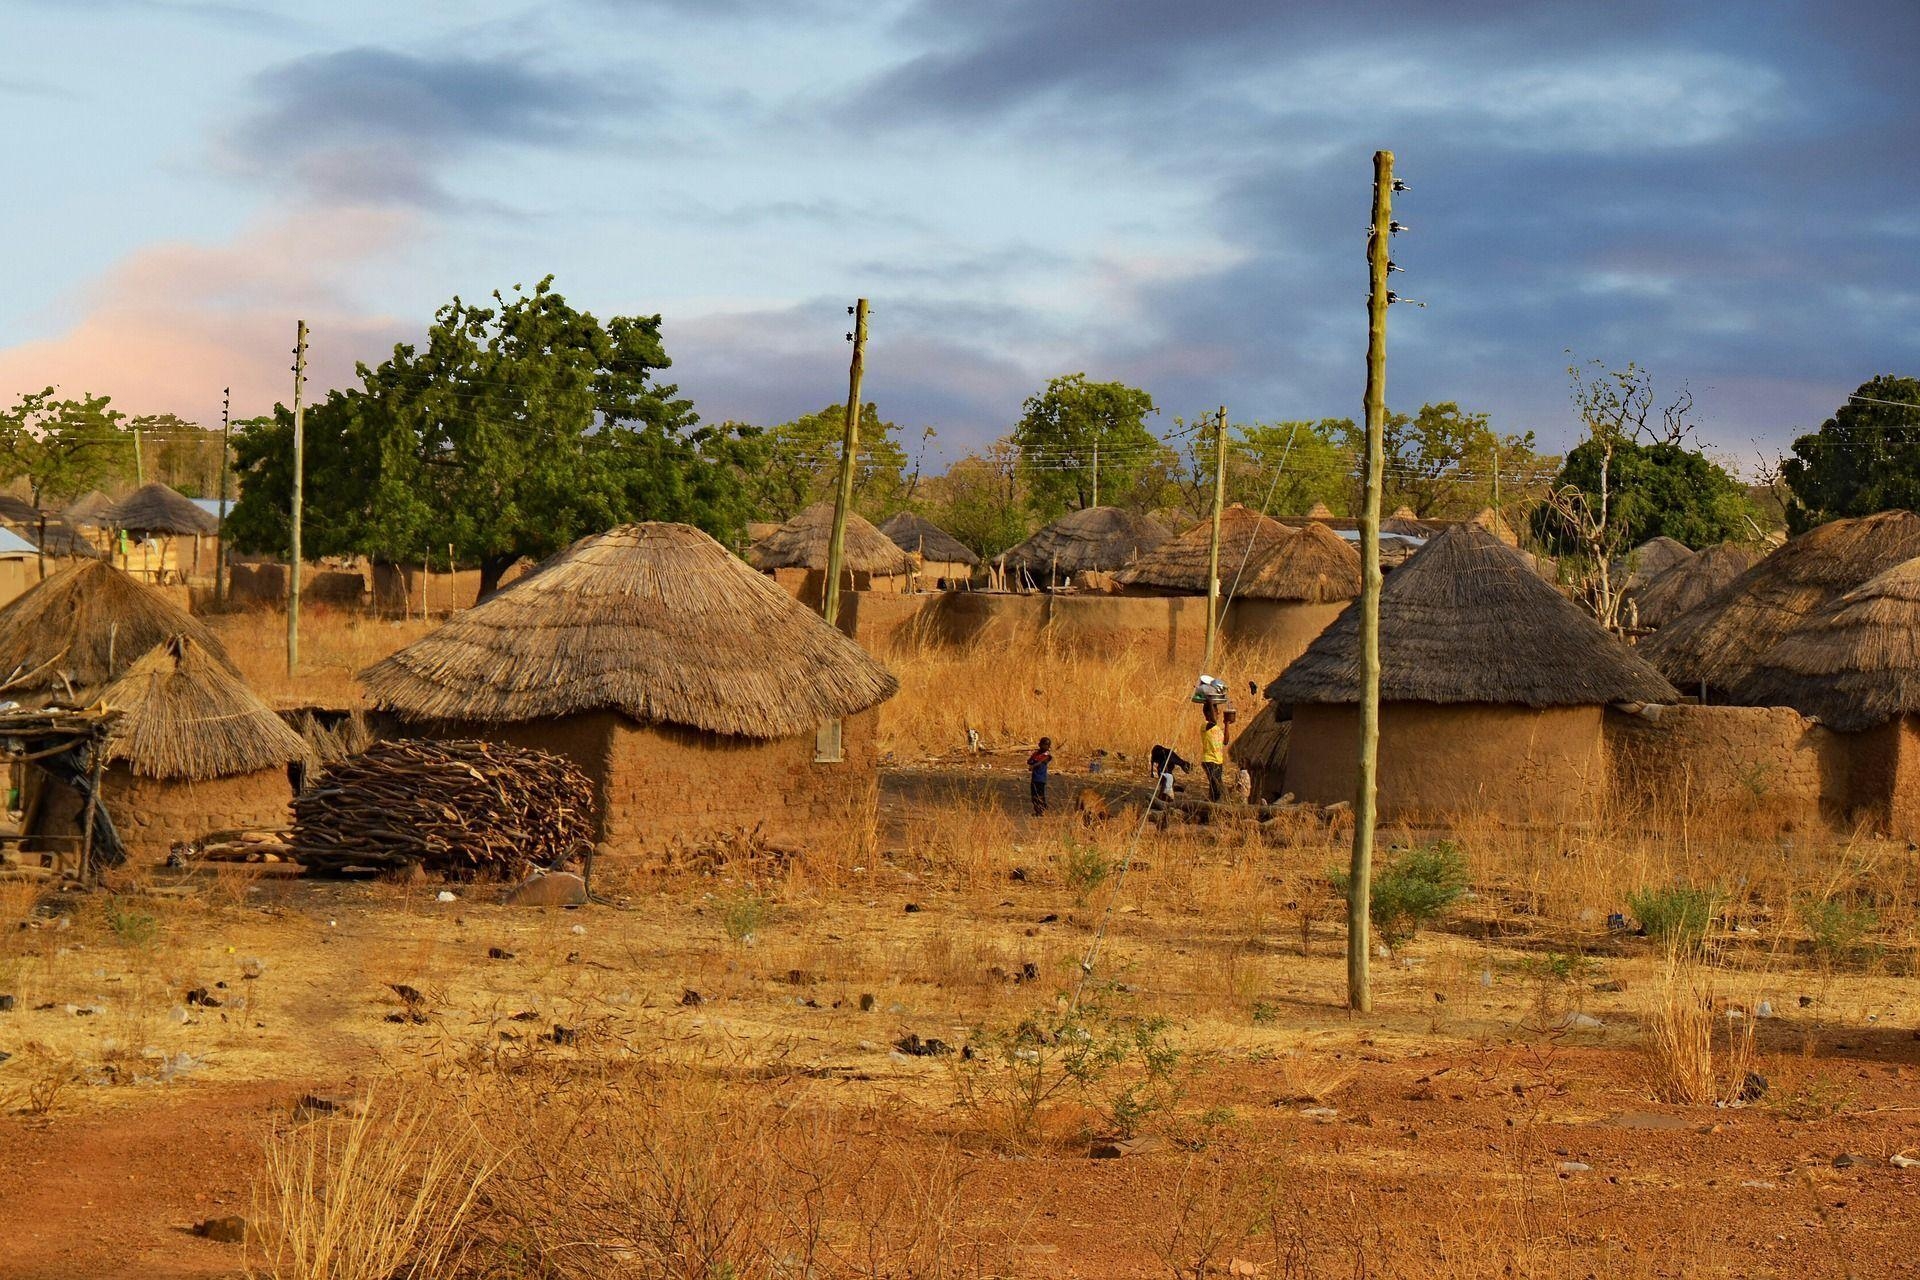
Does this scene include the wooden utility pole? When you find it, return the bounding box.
[1350,150,1395,1014]
[1091,437,1100,509]
[821,298,867,629]
[288,321,307,674]
[216,387,231,606]
[132,424,145,485]
[1203,405,1228,671]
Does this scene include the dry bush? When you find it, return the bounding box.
[1641,951,1759,1106]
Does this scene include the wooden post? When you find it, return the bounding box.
[288,320,307,674]
[78,738,105,888]
[35,517,45,582]
[822,298,867,628]
[216,387,230,606]
[1204,404,1228,672]
[1091,437,1100,510]
[1350,149,1394,1014]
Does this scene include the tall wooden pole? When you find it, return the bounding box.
[1350,150,1394,1014]
[1091,438,1100,510]
[288,320,307,674]
[216,387,231,606]
[1204,405,1228,671]
[822,298,868,629]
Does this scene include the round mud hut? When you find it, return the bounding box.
[0,494,98,560]
[1263,522,1678,825]
[1119,505,1293,595]
[1640,510,1920,699]
[878,511,979,588]
[360,522,900,856]
[107,481,221,584]
[27,636,308,860]
[998,506,1169,590]
[1624,543,1760,631]
[62,489,117,531]
[1228,522,1364,660]
[749,502,912,602]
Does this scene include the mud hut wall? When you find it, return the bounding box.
[1285,702,1607,824]
[228,560,372,608]
[0,558,33,609]
[1603,704,1837,833]
[1835,715,1920,838]
[29,763,293,861]
[1222,600,1348,672]
[370,562,484,614]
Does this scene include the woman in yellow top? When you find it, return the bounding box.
[1201,703,1227,801]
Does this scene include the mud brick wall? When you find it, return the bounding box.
[30,764,293,861]
[1605,703,1838,834]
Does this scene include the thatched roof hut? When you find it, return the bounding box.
[0,559,233,699]
[1617,535,1694,590]
[1304,501,1336,520]
[1270,523,1676,708]
[363,523,899,852]
[1119,505,1292,593]
[999,506,1169,581]
[1467,507,1520,547]
[99,636,308,780]
[107,482,220,536]
[879,511,980,567]
[748,503,910,576]
[0,494,97,558]
[63,490,116,529]
[1238,522,1362,603]
[1627,543,1760,630]
[1640,511,1920,695]
[1732,557,1920,732]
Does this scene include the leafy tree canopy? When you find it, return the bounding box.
[1339,402,1540,518]
[0,388,132,505]
[1781,375,1920,533]
[228,276,755,593]
[1535,436,1756,553]
[918,441,1028,557]
[1011,374,1161,517]
[745,404,921,521]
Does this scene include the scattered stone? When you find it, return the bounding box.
[1740,1071,1770,1102]
[550,1024,577,1046]
[1089,1134,1167,1159]
[570,924,586,936]
[0,993,13,1012]
[904,903,921,914]
[1556,1012,1605,1031]
[1557,1162,1592,1175]
[1433,992,1447,1003]
[1591,980,1625,994]
[1799,995,1814,1008]
[487,947,516,961]
[436,890,457,903]
[1300,1107,1339,1122]
[1757,1001,1774,1018]
[240,957,266,979]
[389,983,426,1008]
[565,952,581,964]
[293,1093,365,1120]
[508,1010,541,1022]
[680,989,703,1007]
[1833,1153,1862,1169]
[501,871,588,908]
[1038,913,1059,924]
[1009,868,1027,883]
[1891,1153,1920,1169]
[893,1033,953,1057]
[193,1216,247,1244]
[858,993,876,1012]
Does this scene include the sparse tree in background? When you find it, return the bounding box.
[747,404,917,521]
[1173,416,1355,521]
[1011,374,1160,517]
[0,388,133,506]
[136,413,228,498]
[1781,375,1920,533]
[1341,402,1540,518]
[921,439,1029,556]
[229,276,754,595]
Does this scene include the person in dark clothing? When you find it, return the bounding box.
[1027,737,1053,816]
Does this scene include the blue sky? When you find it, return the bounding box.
[3,0,1916,472]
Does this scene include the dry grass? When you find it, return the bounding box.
[205,605,439,708]
[1642,950,1760,1106]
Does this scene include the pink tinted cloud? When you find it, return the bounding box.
[0,210,414,422]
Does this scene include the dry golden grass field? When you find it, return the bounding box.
[3,607,1920,1278]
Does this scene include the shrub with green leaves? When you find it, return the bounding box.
[1328,840,1469,950]
[1797,897,1879,967]
[1627,885,1718,950]
[717,891,770,945]
[104,897,159,949]
[1060,838,1114,906]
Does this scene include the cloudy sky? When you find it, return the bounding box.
[3,1,1916,470]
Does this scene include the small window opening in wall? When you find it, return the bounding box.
[814,718,844,764]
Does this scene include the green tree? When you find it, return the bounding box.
[1011,374,1160,517]
[134,413,225,497]
[1175,417,1356,522]
[921,440,1029,557]
[0,389,133,505]
[1781,375,1920,533]
[1340,402,1538,517]
[1541,438,1756,552]
[747,404,917,520]
[229,276,752,594]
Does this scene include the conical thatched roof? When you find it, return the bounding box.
[0,559,234,699]
[63,489,116,528]
[107,482,220,535]
[1732,557,1920,731]
[748,503,910,575]
[999,506,1169,578]
[1627,543,1760,630]
[99,635,308,780]
[1640,511,1920,694]
[1228,701,1290,773]
[1390,505,1417,521]
[878,511,980,566]
[362,522,898,739]
[1617,535,1694,590]
[1268,523,1677,708]
[1467,507,1520,547]
[1304,501,1336,520]
[1119,505,1292,593]
[0,494,98,558]
[1237,522,1362,603]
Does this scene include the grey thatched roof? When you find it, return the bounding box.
[999,506,1170,578]
[0,494,98,558]
[1732,556,1920,731]
[748,503,911,574]
[63,489,116,528]
[108,482,220,536]
[1627,543,1760,630]
[1616,535,1695,591]
[1237,521,1362,603]
[879,511,980,566]
[99,635,308,780]
[1228,701,1290,772]
[1119,505,1292,594]
[1640,511,1920,694]
[0,559,234,699]
[1268,522,1678,708]
[362,522,898,738]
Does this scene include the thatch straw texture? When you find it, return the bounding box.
[361,522,898,738]
[748,503,910,574]
[0,559,234,697]
[879,511,980,566]
[98,635,308,780]
[999,506,1170,578]
[1733,557,1920,731]
[108,482,220,535]
[0,494,98,558]
[1228,701,1290,772]
[1304,501,1336,520]
[1617,535,1694,590]
[1627,543,1759,629]
[1467,507,1520,547]
[1640,511,1920,693]
[1269,522,1677,707]
[1237,522,1362,603]
[1120,505,1293,593]
[63,489,116,528]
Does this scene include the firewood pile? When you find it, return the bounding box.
[186,829,293,863]
[293,739,594,879]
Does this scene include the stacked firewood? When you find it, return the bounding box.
[293,739,594,878]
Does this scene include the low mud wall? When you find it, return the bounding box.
[873,592,1344,664]
[1605,704,1840,834]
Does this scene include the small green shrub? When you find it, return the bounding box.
[1060,839,1114,906]
[1797,898,1879,967]
[104,898,159,949]
[717,892,770,945]
[1627,885,1718,950]
[1328,840,1469,949]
